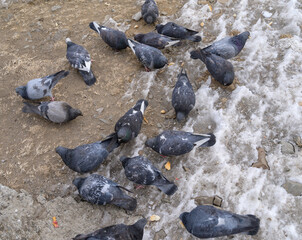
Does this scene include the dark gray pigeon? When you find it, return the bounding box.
[120,155,178,195]
[128,39,167,71]
[73,218,147,240]
[190,50,234,86]
[200,31,250,59]
[134,32,180,49]
[73,174,137,211]
[89,22,128,50]
[55,133,119,173]
[179,205,260,238]
[22,101,82,123]
[145,130,216,156]
[141,0,159,24]
[114,99,148,143]
[66,38,96,86]
[15,70,69,100]
[156,22,201,42]
[172,69,195,122]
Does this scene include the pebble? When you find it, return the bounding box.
[132,11,142,21]
[99,118,110,124]
[51,5,62,12]
[157,123,162,128]
[293,134,302,147]
[194,195,223,207]
[282,180,302,196]
[281,141,295,154]
[160,110,166,114]
[96,107,104,114]
[154,229,167,240]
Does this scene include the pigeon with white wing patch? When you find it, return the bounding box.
[128,39,167,71]
[66,38,96,86]
[120,155,178,195]
[15,70,69,100]
[113,99,148,143]
[73,174,137,211]
[145,130,216,156]
[89,22,128,50]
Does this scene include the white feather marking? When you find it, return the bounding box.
[92,21,101,34]
[66,38,71,43]
[217,218,225,226]
[160,135,167,141]
[165,39,180,48]
[79,61,91,72]
[128,40,136,54]
[140,101,146,114]
[194,137,211,147]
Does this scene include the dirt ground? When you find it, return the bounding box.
[0,0,207,239]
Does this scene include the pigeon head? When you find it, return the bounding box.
[65,38,75,47]
[143,13,157,24]
[133,218,148,230]
[134,34,144,42]
[232,31,250,50]
[120,156,130,167]
[155,24,164,33]
[176,112,186,122]
[179,212,189,227]
[69,108,83,120]
[15,86,29,99]
[145,137,157,150]
[72,177,86,189]
[133,99,149,114]
[117,127,132,142]
[222,68,235,86]
[154,54,168,69]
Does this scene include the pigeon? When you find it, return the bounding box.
[128,39,167,71]
[134,32,180,49]
[22,101,82,123]
[145,130,216,156]
[141,0,159,24]
[73,218,147,240]
[190,50,234,86]
[15,70,69,100]
[66,38,96,86]
[179,205,260,238]
[120,155,178,195]
[200,31,250,59]
[172,69,195,122]
[114,99,148,143]
[73,174,137,211]
[156,22,201,42]
[89,22,128,50]
[55,133,119,173]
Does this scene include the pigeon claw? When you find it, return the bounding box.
[51,97,55,101]
[145,66,151,72]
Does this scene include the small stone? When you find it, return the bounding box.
[150,215,160,222]
[252,147,270,170]
[51,5,61,12]
[281,141,295,154]
[132,11,142,21]
[233,13,237,17]
[165,109,176,119]
[96,107,104,114]
[160,110,166,114]
[148,93,153,99]
[161,11,167,16]
[262,11,272,18]
[154,229,167,240]
[194,196,214,205]
[157,123,162,128]
[213,195,223,207]
[293,134,302,147]
[282,180,302,196]
[134,25,139,29]
[99,118,110,124]
[182,166,190,172]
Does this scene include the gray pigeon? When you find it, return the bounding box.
[55,133,119,173]
[73,174,137,211]
[190,50,234,86]
[141,0,159,24]
[120,155,178,195]
[179,205,260,238]
[200,31,250,59]
[66,38,96,86]
[114,99,148,143]
[145,130,216,156]
[134,32,180,49]
[15,70,69,100]
[128,39,167,71]
[156,22,201,42]
[73,218,147,240]
[22,101,82,123]
[172,69,195,122]
[89,22,128,50]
